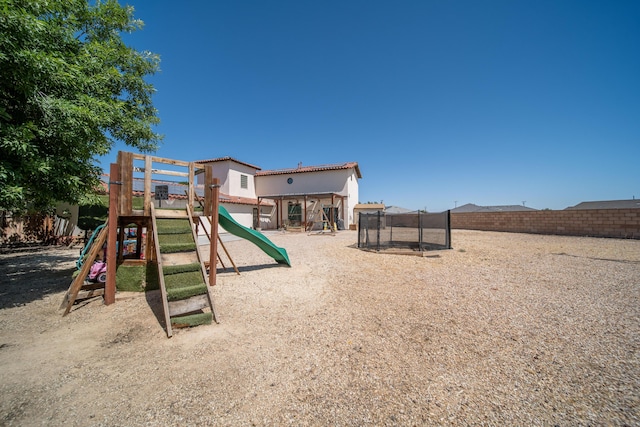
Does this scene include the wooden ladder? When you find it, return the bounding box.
[151,204,218,338]
[60,221,108,315]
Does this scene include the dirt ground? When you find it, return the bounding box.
[0,230,639,426]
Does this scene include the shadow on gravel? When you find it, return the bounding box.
[0,247,77,309]
[144,289,167,334]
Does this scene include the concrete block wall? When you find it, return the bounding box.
[450,209,640,239]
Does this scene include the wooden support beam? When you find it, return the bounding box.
[62,223,109,315]
[304,195,307,230]
[76,288,105,300]
[188,162,195,212]
[150,203,173,338]
[144,156,152,216]
[207,169,220,287]
[118,151,133,216]
[105,162,119,305]
[131,153,205,169]
[204,165,213,217]
[197,216,239,275]
[133,167,189,178]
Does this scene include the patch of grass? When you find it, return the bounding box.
[132,196,144,210]
[156,219,192,234]
[115,263,160,292]
[116,265,145,292]
[158,232,194,246]
[164,270,204,288]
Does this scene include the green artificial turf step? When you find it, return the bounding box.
[153,208,217,336]
[166,283,208,301]
[164,270,208,301]
[157,226,196,253]
[159,242,197,254]
[170,312,212,328]
[155,218,192,234]
[158,232,194,246]
[162,263,202,275]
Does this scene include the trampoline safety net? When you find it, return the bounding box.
[357,211,451,252]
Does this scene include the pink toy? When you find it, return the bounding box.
[88,260,107,283]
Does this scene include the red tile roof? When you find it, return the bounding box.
[219,193,274,206]
[256,162,361,178]
[195,156,261,171]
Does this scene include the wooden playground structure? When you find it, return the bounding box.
[61,151,229,337]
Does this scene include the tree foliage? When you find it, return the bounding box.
[0,0,162,212]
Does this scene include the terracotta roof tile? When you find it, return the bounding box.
[195,156,261,171]
[257,162,361,178]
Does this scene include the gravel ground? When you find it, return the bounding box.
[0,229,639,426]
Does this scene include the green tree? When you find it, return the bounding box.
[0,0,162,212]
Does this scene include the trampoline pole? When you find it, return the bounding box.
[376,210,381,252]
[357,212,361,248]
[419,210,423,251]
[446,210,452,249]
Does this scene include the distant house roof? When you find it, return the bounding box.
[257,162,362,179]
[196,156,261,171]
[385,205,413,214]
[565,199,640,210]
[354,203,385,210]
[451,203,538,213]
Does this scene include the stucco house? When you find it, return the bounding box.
[196,157,361,231]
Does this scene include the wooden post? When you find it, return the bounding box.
[105,163,119,305]
[144,155,152,216]
[256,197,261,229]
[118,151,133,216]
[303,195,307,230]
[188,162,195,212]
[209,175,220,287]
[204,165,213,217]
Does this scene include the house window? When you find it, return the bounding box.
[240,174,248,189]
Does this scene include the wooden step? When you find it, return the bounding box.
[150,203,217,337]
[171,312,212,328]
[76,288,105,300]
[161,252,199,266]
[168,294,210,317]
[154,209,189,218]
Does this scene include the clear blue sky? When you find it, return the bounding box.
[100,0,640,212]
